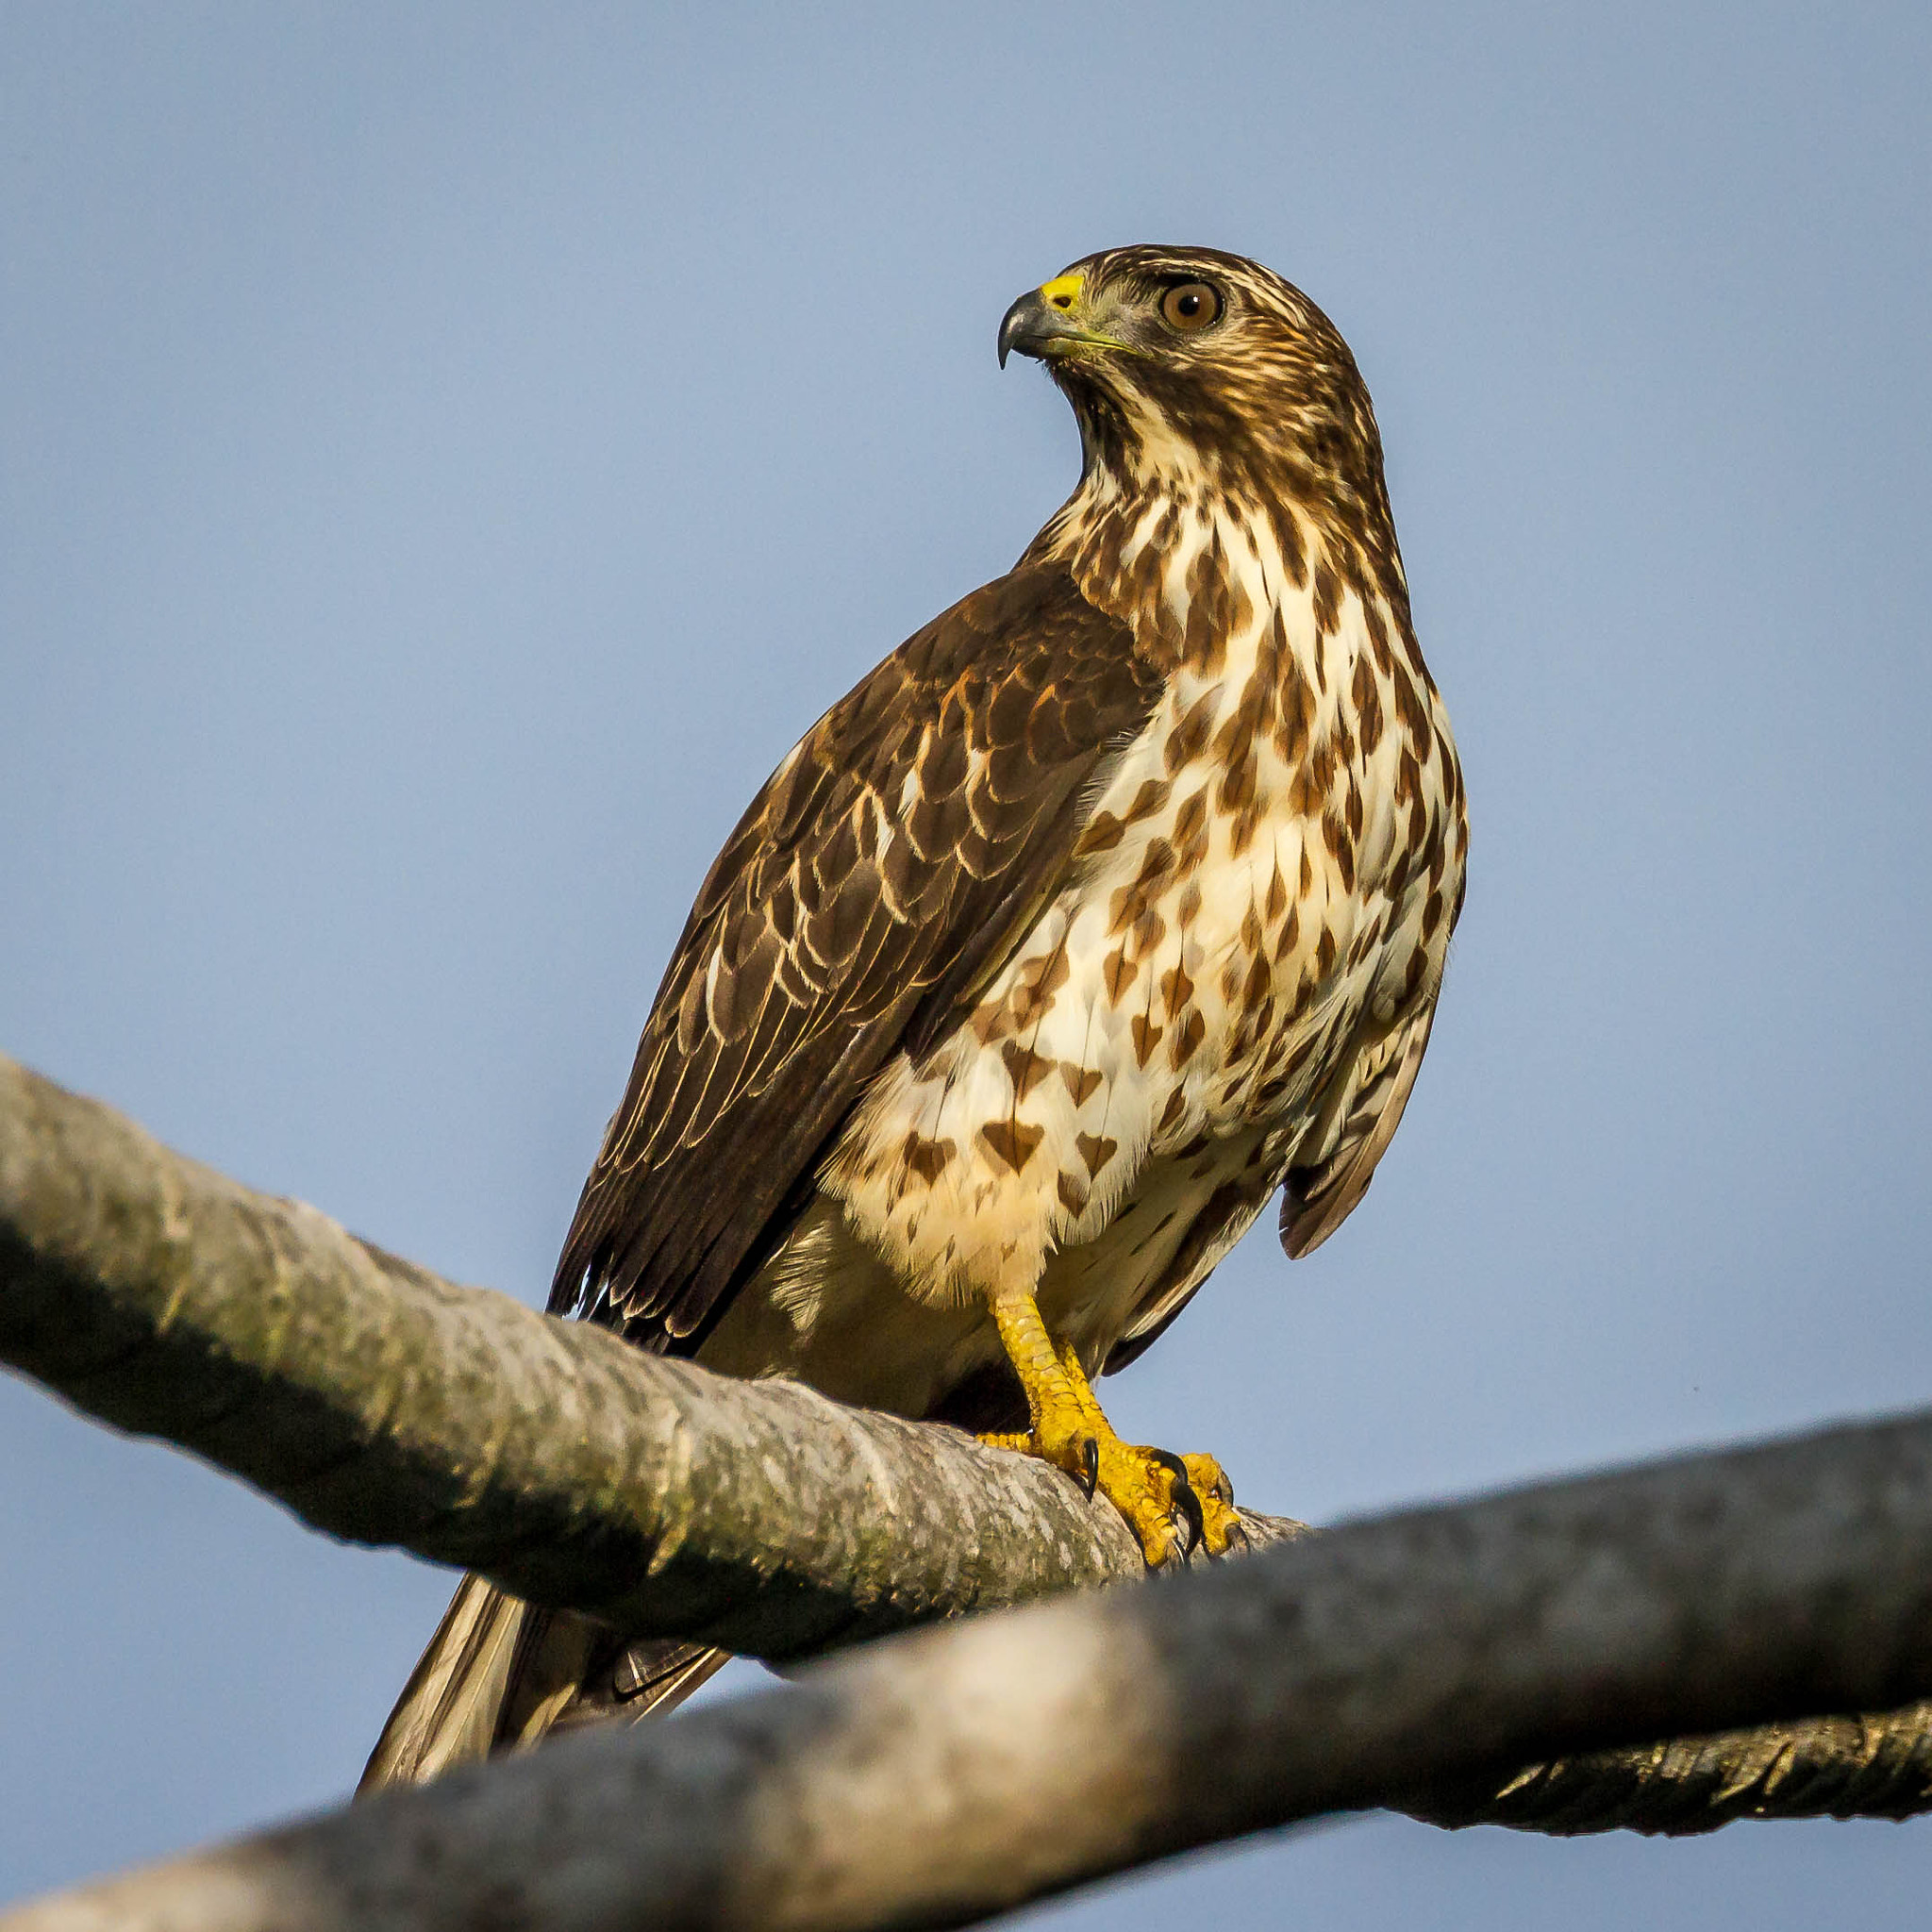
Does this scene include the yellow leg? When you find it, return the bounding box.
[981,1291,1244,1566]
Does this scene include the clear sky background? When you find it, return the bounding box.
[4,3,1929,1921]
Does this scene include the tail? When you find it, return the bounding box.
[358,1574,729,1791]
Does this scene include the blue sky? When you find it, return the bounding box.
[3,4,1929,1921]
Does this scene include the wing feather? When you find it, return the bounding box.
[552,560,1163,1350]
[1277,1005,1436,1260]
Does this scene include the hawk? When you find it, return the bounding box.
[363,245,1467,1788]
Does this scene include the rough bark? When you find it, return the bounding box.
[0,1050,1300,1659]
[11,1411,1932,1932]
[3,1047,1930,1902]
[1407,1701,1932,1833]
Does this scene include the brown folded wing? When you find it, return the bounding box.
[1277,1004,1437,1260]
[551,559,1162,1351]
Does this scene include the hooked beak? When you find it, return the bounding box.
[997,275,1128,368]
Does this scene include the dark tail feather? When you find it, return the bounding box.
[358,1574,729,1792]
[546,1628,731,1738]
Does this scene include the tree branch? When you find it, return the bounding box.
[11,1409,1932,1932]
[4,1046,1929,1899]
[1407,1701,1932,1833]
[0,1050,1300,1660]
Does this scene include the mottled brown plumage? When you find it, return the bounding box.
[364,244,1466,1790]
[553,562,1164,1347]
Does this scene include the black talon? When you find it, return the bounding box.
[1079,1435,1100,1499]
[1170,1472,1206,1557]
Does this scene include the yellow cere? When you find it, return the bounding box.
[1039,273,1085,312]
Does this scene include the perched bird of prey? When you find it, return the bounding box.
[363,244,1466,1788]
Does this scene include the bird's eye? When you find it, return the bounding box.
[1158,281,1223,332]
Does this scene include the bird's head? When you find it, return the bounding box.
[999,245,1388,527]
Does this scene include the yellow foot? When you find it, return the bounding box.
[979,1321,1246,1567]
[983,1423,1243,1565]
[1174,1450,1245,1559]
